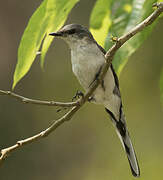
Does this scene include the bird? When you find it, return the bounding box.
[49,24,140,177]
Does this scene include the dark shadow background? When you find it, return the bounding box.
[0,0,163,179]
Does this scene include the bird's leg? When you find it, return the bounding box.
[72,90,84,101]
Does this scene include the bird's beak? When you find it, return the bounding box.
[49,31,63,37]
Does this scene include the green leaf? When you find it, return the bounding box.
[40,0,80,68]
[90,0,158,76]
[109,0,158,75]
[13,0,79,89]
[12,0,47,89]
[89,0,113,47]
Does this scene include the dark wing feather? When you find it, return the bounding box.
[95,42,119,88]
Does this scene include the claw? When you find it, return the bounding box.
[72,90,84,101]
[88,96,94,102]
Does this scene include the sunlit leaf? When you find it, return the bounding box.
[13,0,79,89]
[40,0,80,68]
[89,0,113,47]
[108,0,158,75]
[90,0,158,75]
[12,0,47,89]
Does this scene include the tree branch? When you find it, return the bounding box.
[0,2,163,166]
[0,90,79,107]
[0,106,79,165]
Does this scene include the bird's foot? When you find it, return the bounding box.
[72,90,84,101]
[88,96,94,102]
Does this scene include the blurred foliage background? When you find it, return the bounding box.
[0,0,163,179]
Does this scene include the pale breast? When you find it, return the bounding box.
[70,40,119,116]
[71,42,105,89]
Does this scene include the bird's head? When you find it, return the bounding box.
[49,24,94,47]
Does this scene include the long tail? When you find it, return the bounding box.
[105,108,140,177]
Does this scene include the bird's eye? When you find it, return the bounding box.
[67,29,76,35]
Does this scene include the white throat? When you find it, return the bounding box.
[66,38,106,89]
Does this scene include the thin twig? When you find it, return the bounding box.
[0,106,79,165]
[0,90,79,107]
[0,2,163,165]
